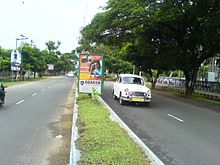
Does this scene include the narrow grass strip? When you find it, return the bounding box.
[76,94,151,165]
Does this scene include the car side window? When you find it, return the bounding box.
[141,79,144,85]
[116,76,121,83]
[123,77,132,84]
[133,78,142,84]
[118,76,121,83]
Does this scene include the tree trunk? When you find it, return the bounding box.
[151,77,157,89]
[148,69,154,88]
[22,73,25,81]
[149,69,162,89]
[183,67,199,96]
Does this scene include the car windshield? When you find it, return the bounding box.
[122,77,144,85]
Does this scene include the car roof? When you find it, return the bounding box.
[119,74,143,79]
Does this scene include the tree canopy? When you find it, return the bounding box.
[79,0,220,95]
[0,41,78,80]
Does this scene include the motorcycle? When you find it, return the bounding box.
[0,99,4,107]
[0,86,6,108]
[0,95,4,107]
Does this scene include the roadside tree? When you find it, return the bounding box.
[0,47,10,73]
[79,0,220,95]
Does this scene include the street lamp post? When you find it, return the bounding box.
[16,35,28,50]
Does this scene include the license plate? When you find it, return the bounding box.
[132,98,144,102]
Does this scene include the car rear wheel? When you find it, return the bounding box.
[112,90,117,100]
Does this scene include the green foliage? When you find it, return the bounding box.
[106,55,133,74]
[45,40,61,53]
[0,56,10,72]
[0,40,78,79]
[53,54,76,73]
[91,88,100,101]
[0,47,11,72]
[21,45,47,77]
[79,0,220,95]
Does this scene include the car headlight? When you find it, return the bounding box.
[143,90,150,97]
[128,91,133,97]
[124,88,129,93]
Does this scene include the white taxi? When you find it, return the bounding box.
[112,74,151,106]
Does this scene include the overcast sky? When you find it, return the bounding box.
[0,0,107,53]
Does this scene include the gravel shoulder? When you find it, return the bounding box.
[47,81,75,165]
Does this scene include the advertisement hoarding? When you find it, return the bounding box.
[78,54,104,94]
[47,64,54,71]
[11,50,21,71]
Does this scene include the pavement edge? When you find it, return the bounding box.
[69,86,164,165]
[99,96,165,165]
[69,87,80,165]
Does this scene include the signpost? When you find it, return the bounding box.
[11,35,28,81]
[11,50,21,71]
[11,50,21,81]
[78,54,104,95]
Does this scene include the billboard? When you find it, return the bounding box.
[11,50,21,71]
[79,54,104,94]
[47,64,54,71]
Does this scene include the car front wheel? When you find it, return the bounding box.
[119,94,125,105]
[145,102,150,107]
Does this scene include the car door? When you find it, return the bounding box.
[114,76,121,98]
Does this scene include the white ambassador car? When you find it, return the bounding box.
[112,74,151,106]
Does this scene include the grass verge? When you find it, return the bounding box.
[47,85,74,165]
[189,93,220,105]
[153,85,220,106]
[76,94,151,165]
[2,76,54,87]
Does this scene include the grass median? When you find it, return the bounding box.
[2,76,56,87]
[76,94,151,165]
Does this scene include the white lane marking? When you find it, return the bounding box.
[32,93,38,96]
[41,88,45,91]
[167,114,184,122]
[16,100,24,105]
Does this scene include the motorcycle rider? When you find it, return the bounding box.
[0,82,5,104]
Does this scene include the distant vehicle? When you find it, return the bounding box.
[112,74,151,106]
[67,71,74,78]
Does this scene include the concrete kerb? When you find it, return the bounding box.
[69,87,164,165]
[98,97,165,165]
[69,87,80,165]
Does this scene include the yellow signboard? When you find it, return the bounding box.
[79,54,104,94]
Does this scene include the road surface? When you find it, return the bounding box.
[0,77,74,165]
[102,81,220,165]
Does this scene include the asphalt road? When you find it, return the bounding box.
[102,81,220,165]
[0,76,74,165]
